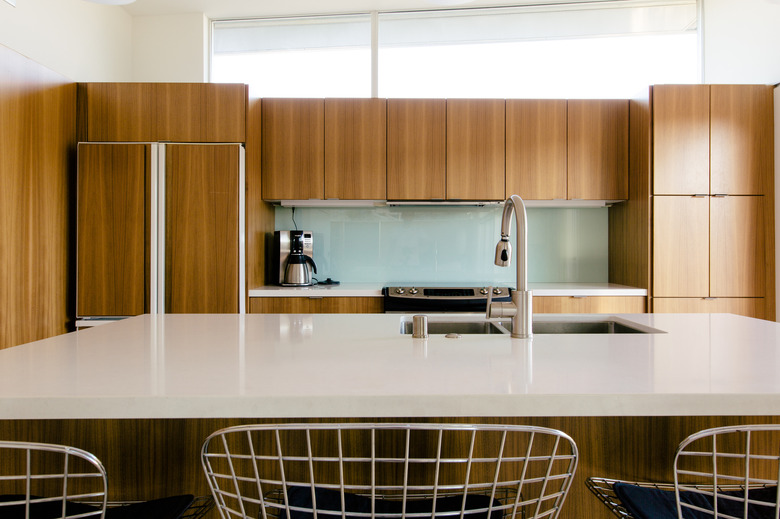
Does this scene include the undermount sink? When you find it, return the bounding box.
[400,317,662,335]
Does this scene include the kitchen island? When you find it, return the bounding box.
[1,312,779,518]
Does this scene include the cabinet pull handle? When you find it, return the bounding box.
[711,194,728,198]
[703,297,717,300]
[692,194,708,198]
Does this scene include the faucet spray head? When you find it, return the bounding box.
[494,236,511,267]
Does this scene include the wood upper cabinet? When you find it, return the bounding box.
[387,99,446,200]
[446,99,505,200]
[261,99,325,200]
[710,85,773,195]
[505,99,567,200]
[81,82,246,143]
[567,99,628,200]
[652,85,711,195]
[324,98,387,200]
[652,195,710,298]
[77,143,150,317]
[165,144,240,313]
[710,196,765,297]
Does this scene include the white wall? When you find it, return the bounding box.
[0,0,132,81]
[702,0,780,84]
[132,13,208,82]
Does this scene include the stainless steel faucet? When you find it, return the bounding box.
[487,194,533,339]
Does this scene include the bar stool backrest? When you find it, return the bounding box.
[201,423,578,519]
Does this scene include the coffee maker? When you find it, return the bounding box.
[274,231,317,286]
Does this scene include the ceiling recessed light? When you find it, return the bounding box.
[82,0,136,4]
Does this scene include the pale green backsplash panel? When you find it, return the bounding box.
[275,206,608,284]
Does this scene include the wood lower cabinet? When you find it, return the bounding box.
[165,144,241,313]
[505,99,567,200]
[77,143,150,317]
[653,298,765,319]
[324,99,387,200]
[534,296,646,314]
[446,99,505,200]
[567,100,628,200]
[250,297,384,314]
[387,99,446,200]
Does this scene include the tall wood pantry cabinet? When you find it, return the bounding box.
[650,84,775,319]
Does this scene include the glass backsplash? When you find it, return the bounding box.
[274,205,608,284]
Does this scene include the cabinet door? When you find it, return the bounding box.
[165,144,240,313]
[446,99,505,200]
[534,296,646,314]
[652,85,710,195]
[710,196,765,297]
[324,99,387,200]
[261,99,325,200]
[505,100,567,200]
[387,99,446,200]
[567,100,628,200]
[711,85,773,195]
[77,143,150,316]
[82,83,155,142]
[652,297,765,320]
[652,196,709,297]
[249,297,383,313]
[155,83,246,143]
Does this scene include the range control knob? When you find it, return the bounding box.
[409,288,419,295]
[479,288,489,295]
[395,288,405,295]
[493,287,503,295]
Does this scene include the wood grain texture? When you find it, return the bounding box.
[249,297,384,314]
[710,85,773,195]
[4,416,780,519]
[446,99,505,201]
[505,99,567,200]
[534,296,646,314]
[324,99,386,200]
[261,99,325,200]
[608,94,650,290]
[652,196,709,297]
[652,297,765,319]
[165,144,240,313]
[710,196,765,297]
[387,99,446,200]
[77,144,149,317]
[567,100,628,200]
[83,83,246,143]
[0,45,76,349]
[652,85,710,195]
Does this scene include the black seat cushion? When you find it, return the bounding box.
[613,482,778,519]
[285,486,503,519]
[0,494,194,519]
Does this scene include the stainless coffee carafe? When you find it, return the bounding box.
[274,230,317,286]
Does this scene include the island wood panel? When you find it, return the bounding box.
[534,296,646,314]
[249,297,383,314]
[652,297,765,320]
[567,100,628,200]
[4,416,780,519]
[710,85,773,195]
[386,99,446,200]
[324,99,387,200]
[652,84,710,195]
[608,94,651,291]
[710,196,765,297]
[446,99,505,201]
[77,144,149,317]
[652,196,710,298]
[82,83,246,143]
[0,46,76,349]
[261,99,325,200]
[505,99,567,200]
[165,144,240,313]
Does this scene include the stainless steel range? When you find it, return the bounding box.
[382,286,512,313]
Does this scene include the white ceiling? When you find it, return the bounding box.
[120,0,592,19]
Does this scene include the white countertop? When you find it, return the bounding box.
[249,283,647,297]
[1,312,778,420]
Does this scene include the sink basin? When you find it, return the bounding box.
[400,317,661,335]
